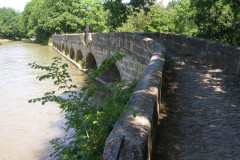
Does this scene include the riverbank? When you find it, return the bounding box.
[0,39,11,45]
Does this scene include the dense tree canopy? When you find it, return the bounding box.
[168,0,198,36]
[0,8,21,40]
[190,0,240,45]
[0,0,239,46]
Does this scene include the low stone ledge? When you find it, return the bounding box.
[51,45,82,69]
[139,32,240,75]
[103,41,166,160]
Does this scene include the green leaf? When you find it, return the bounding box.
[133,110,138,118]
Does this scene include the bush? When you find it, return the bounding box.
[28,50,138,159]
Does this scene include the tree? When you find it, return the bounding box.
[21,0,81,44]
[0,8,21,39]
[104,0,130,31]
[145,5,175,32]
[72,0,108,32]
[116,9,151,32]
[104,0,156,31]
[20,0,110,44]
[116,3,175,33]
[190,0,240,45]
[168,0,198,36]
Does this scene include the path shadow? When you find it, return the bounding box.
[152,51,240,160]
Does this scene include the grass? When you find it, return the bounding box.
[0,39,11,44]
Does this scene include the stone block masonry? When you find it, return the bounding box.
[140,32,240,75]
[52,31,239,160]
[52,33,159,81]
[52,33,166,159]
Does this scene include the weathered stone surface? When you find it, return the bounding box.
[52,33,160,81]
[152,51,240,160]
[103,42,166,160]
[139,32,240,75]
[52,32,240,160]
[53,33,166,159]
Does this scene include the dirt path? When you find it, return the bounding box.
[153,51,240,160]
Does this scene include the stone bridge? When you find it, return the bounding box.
[52,33,157,83]
[52,32,240,160]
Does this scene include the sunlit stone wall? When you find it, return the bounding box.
[52,33,161,81]
[141,32,240,75]
[52,33,166,160]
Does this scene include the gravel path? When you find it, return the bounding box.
[153,52,240,160]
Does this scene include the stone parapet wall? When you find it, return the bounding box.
[52,31,240,160]
[52,33,166,160]
[140,32,240,75]
[103,40,166,160]
[52,33,159,81]
[91,33,156,80]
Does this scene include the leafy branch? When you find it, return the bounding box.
[28,49,137,159]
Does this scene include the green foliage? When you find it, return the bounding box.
[168,0,198,36]
[48,38,52,44]
[0,8,22,40]
[165,0,240,45]
[73,0,108,32]
[28,50,138,159]
[190,0,240,45]
[104,0,155,31]
[104,0,130,31]
[0,39,11,44]
[116,9,151,32]
[19,0,109,44]
[145,7,175,32]
[2,0,240,46]
[78,60,86,69]
[21,0,82,44]
[116,3,175,33]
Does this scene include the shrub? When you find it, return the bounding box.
[28,50,138,159]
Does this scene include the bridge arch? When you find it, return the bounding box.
[100,60,121,83]
[85,53,97,70]
[52,33,168,160]
[65,46,69,55]
[70,48,74,59]
[57,43,61,50]
[61,44,65,52]
[76,50,83,62]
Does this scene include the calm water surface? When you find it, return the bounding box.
[0,42,89,160]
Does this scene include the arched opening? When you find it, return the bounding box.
[70,48,74,59]
[100,61,121,83]
[85,53,97,70]
[65,46,69,55]
[62,44,65,52]
[76,50,83,61]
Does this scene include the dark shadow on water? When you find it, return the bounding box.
[32,80,108,159]
[32,115,66,160]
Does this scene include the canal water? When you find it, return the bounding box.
[0,42,89,159]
